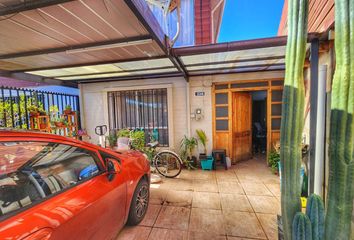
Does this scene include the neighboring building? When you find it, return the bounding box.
[278,0,334,35]
[147,0,225,46]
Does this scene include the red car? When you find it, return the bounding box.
[0,130,150,240]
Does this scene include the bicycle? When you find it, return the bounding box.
[145,141,183,178]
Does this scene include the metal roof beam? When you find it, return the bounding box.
[0,35,152,60]
[0,71,77,88]
[76,72,183,84]
[0,0,75,17]
[173,33,320,56]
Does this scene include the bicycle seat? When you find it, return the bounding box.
[147,141,159,148]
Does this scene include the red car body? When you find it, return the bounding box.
[0,130,150,240]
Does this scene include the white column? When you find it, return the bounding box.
[314,65,327,195]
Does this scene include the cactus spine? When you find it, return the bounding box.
[306,194,325,240]
[324,0,354,239]
[280,0,308,239]
[292,212,312,240]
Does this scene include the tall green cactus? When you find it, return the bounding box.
[306,194,325,240]
[280,0,308,239]
[324,0,354,239]
[292,212,313,240]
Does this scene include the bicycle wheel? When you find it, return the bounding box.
[153,150,182,178]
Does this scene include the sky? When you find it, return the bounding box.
[218,0,285,42]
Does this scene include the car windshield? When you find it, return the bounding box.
[0,141,100,218]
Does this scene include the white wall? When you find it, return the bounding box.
[79,77,188,151]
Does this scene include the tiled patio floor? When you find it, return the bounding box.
[117,156,280,240]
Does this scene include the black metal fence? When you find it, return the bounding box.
[0,86,80,129]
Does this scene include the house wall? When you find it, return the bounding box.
[79,77,188,151]
[79,70,285,156]
[189,70,285,155]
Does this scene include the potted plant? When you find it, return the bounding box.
[196,129,208,160]
[117,128,131,150]
[28,105,40,117]
[180,136,198,168]
[54,118,67,127]
[106,130,118,149]
[130,130,145,151]
[64,105,73,115]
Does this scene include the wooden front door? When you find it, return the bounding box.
[233,92,252,162]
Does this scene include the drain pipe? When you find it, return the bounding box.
[314,65,327,196]
[186,81,191,137]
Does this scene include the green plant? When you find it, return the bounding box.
[306,194,324,240]
[196,129,208,154]
[130,130,145,151]
[65,105,72,110]
[292,212,312,240]
[324,0,354,238]
[106,131,117,148]
[59,118,68,126]
[117,128,131,138]
[180,135,198,159]
[280,0,308,238]
[268,150,280,173]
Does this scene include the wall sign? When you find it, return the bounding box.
[195,91,205,96]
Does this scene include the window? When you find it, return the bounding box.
[108,88,169,146]
[0,141,101,217]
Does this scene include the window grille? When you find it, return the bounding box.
[108,88,169,146]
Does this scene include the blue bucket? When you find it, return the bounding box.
[201,156,214,170]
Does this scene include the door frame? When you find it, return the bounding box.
[212,79,283,164]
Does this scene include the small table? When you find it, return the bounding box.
[212,149,227,170]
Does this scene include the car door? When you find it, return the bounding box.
[0,140,127,240]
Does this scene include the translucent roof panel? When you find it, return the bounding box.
[57,68,179,81]
[186,58,285,71]
[27,58,177,80]
[180,46,287,66]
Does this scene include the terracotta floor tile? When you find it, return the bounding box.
[177,170,195,180]
[257,213,278,240]
[218,181,244,194]
[193,179,218,192]
[216,171,238,182]
[189,208,226,235]
[241,182,272,196]
[171,179,194,191]
[148,228,188,240]
[192,170,216,180]
[139,204,162,227]
[235,173,263,183]
[164,190,193,208]
[116,226,151,240]
[192,192,221,209]
[154,206,190,230]
[261,175,280,184]
[149,187,167,205]
[247,195,280,214]
[223,211,266,239]
[265,183,281,197]
[220,193,253,212]
[188,231,227,240]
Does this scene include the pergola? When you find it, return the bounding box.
[0,0,325,87]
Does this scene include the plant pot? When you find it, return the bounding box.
[39,123,47,129]
[30,112,39,117]
[64,110,73,115]
[200,157,214,170]
[54,122,64,127]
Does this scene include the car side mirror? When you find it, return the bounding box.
[107,159,121,181]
